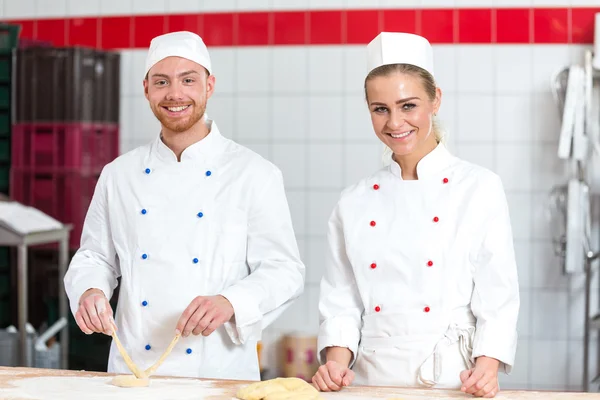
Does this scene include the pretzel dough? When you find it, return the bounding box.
[144,333,181,376]
[236,377,323,400]
[111,329,146,379]
[110,375,150,387]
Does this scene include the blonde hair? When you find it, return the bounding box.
[364,64,446,165]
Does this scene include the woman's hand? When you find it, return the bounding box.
[460,356,500,398]
[311,347,355,392]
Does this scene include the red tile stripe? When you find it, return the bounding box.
[3,7,599,49]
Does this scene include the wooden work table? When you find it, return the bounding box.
[0,367,598,399]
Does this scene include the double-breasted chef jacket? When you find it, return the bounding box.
[64,118,305,381]
[317,142,519,388]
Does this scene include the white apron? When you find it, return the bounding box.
[317,143,519,388]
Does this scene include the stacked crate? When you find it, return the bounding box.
[8,47,120,369]
[0,23,21,329]
[10,47,120,250]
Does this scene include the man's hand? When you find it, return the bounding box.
[460,356,500,398]
[176,295,234,337]
[75,288,114,336]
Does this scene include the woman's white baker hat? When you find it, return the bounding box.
[367,32,434,77]
[144,31,212,77]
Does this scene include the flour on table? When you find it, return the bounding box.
[0,376,234,400]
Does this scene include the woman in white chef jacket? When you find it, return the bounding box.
[312,32,519,398]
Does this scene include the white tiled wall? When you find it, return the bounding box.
[119,42,600,391]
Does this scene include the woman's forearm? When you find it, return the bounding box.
[325,346,353,368]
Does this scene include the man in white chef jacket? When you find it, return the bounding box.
[63,31,305,381]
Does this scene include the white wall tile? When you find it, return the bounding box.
[130,50,147,92]
[499,338,530,387]
[37,0,67,17]
[132,96,161,141]
[531,192,558,241]
[432,45,457,94]
[120,52,133,97]
[532,46,571,94]
[308,0,344,9]
[119,97,133,144]
[239,142,270,160]
[99,0,133,15]
[308,191,341,236]
[203,0,236,11]
[5,0,36,18]
[493,0,532,6]
[272,96,308,141]
[308,96,344,142]
[456,46,495,93]
[345,0,381,8]
[495,143,532,191]
[269,293,310,332]
[235,95,270,141]
[495,46,533,94]
[166,0,201,13]
[379,0,422,7]
[272,48,308,94]
[309,47,344,94]
[272,144,307,190]
[421,0,455,6]
[530,241,570,289]
[132,0,165,13]
[305,284,321,334]
[344,94,373,141]
[457,0,493,5]
[532,92,562,143]
[455,143,495,172]
[495,94,533,143]
[531,142,570,191]
[206,95,235,138]
[306,237,327,285]
[284,190,307,237]
[237,48,271,94]
[344,46,368,95]
[530,340,569,387]
[272,0,308,9]
[517,290,531,337]
[514,240,531,289]
[532,0,570,5]
[438,92,457,142]
[344,141,383,187]
[505,192,532,241]
[531,290,569,339]
[568,339,597,389]
[307,144,343,189]
[210,49,236,95]
[237,0,271,10]
[456,94,494,142]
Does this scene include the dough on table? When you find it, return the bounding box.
[236,377,322,400]
[110,375,150,388]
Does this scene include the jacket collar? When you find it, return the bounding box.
[388,142,453,180]
[153,117,226,163]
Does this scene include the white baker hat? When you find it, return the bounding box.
[367,32,434,77]
[144,31,212,77]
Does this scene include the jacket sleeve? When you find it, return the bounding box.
[316,200,364,367]
[64,166,121,317]
[220,168,305,345]
[470,174,520,374]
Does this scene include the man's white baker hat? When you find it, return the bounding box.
[367,32,434,77]
[144,31,212,77]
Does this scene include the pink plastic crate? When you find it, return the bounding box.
[10,167,100,250]
[11,123,119,172]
